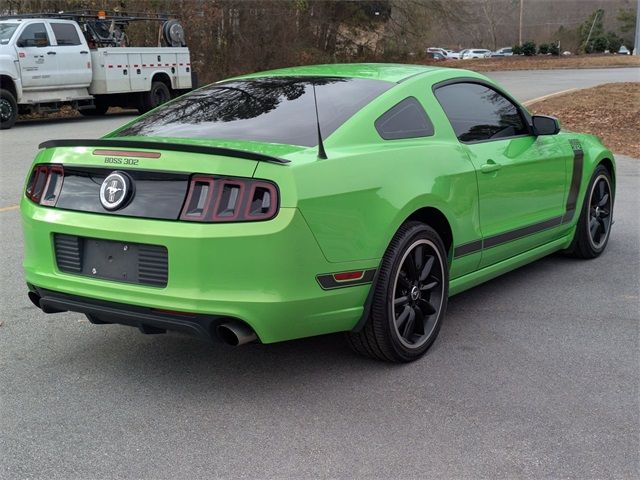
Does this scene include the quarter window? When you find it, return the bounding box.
[434,82,528,142]
[375,97,434,140]
[51,23,81,46]
[17,23,49,47]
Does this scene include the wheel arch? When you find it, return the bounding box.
[150,71,173,91]
[352,204,454,333]
[598,157,615,190]
[405,206,454,261]
[0,74,17,99]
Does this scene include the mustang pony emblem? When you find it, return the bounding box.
[99,172,132,210]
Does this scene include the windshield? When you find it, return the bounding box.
[113,76,393,147]
[0,23,19,45]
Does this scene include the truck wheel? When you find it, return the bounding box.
[139,81,171,114]
[0,89,18,130]
[80,100,109,116]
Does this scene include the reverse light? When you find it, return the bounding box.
[26,164,64,206]
[180,175,279,222]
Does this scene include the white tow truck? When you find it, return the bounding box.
[0,11,193,129]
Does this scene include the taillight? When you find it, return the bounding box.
[180,175,279,222]
[26,164,64,206]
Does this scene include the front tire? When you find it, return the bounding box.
[565,165,613,259]
[0,88,18,129]
[347,222,449,362]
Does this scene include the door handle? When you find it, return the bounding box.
[480,159,502,174]
[47,51,56,55]
[80,50,89,54]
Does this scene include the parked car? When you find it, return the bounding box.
[618,45,630,55]
[22,63,615,362]
[492,47,513,57]
[426,47,448,58]
[446,50,463,60]
[426,51,447,61]
[461,49,492,59]
[0,12,193,129]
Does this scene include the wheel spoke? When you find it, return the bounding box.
[394,295,409,307]
[405,253,418,281]
[396,305,411,330]
[414,245,423,272]
[413,305,425,335]
[420,280,438,291]
[598,180,605,199]
[599,208,610,218]
[589,217,600,238]
[598,193,609,207]
[418,298,436,315]
[401,307,416,339]
[419,255,435,282]
[597,217,607,238]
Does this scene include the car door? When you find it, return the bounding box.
[48,21,92,87]
[434,80,571,268]
[15,22,57,89]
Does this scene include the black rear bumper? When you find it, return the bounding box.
[29,286,224,341]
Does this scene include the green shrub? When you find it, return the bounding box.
[606,31,623,53]
[538,43,550,55]
[586,36,608,53]
[521,41,537,56]
[548,43,560,55]
[512,44,523,55]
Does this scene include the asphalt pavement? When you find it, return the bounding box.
[0,68,638,479]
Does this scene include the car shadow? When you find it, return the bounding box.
[40,246,615,401]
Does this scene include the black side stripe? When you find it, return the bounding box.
[453,140,583,258]
[562,142,584,224]
[316,269,376,290]
[482,215,564,248]
[453,240,483,258]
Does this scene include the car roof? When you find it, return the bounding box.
[229,63,449,84]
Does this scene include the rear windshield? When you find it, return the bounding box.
[114,77,393,147]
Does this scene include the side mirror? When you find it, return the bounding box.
[532,115,560,136]
[16,39,25,48]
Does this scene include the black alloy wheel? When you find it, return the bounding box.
[347,222,448,362]
[587,174,612,250]
[565,164,614,259]
[391,238,445,349]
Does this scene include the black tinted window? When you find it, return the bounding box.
[18,23,49,47]
[115,77,393,147]
[435,82,528,142]
[51,23,81,46]
[375,97,434,140]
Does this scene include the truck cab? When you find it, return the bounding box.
[0,13,192,129]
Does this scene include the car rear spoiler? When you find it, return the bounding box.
[38,139,291,165]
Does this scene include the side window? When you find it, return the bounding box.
[17,23,50,47]
[51,23,81,46]
[375,97,434,140]
[434,82,529,142]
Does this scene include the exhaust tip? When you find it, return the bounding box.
[217,321,257,346]
[27,291,41,308]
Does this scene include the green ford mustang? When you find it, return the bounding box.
[21,64,615,362]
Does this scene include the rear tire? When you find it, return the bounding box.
[347,222,449,362]
[565,165,613,259]
[0,88,18,129]
[138,81,171,114]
